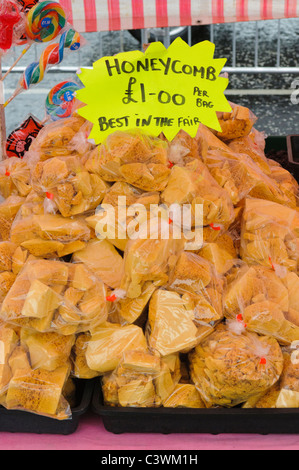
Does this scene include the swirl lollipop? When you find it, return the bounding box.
[25,0,66,43]
[1,1,67,83]
[21,28,81,89]
[4,28,82,107]
[46,81,81,121]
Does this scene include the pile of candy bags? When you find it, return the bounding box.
[0,102,299,420]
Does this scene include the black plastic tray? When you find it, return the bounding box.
[92,378,299,435]
[0,378,94,435]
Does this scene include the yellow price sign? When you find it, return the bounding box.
[76,38,231,144]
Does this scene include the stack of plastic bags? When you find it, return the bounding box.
[0,102,299,421]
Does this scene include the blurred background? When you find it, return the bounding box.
[2,18,299,137]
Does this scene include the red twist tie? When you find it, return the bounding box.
[236,313,247,328]
[5,170,10,176]
[210,223,221,231]
[168,217,173,225]
[269,256,275,270]
[106,294,117,302]
[46,192,54,200]
[260,357,267,365]
[168,161,174,169]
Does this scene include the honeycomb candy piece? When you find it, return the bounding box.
[21,280,61,320]
[23,259,69,286]
[8,346,31,375]
[243,300,299,345]
[11,246,29,275]
[0,271,16,303]
[147,290,199,356]
[197,235,237,275]
[21,330,75,371]
[168,251,212,293]
[163,384,206,408]
[101,131,168,165]
[228,135,271,176]
[108,281,156,325]
[168,129,201,166]
[161,159,234,227]
[20,239,65,258]
[72,333,100,379]
[72,239,124,290]
[117,379,157,408]
[119,162,170,192]
[0,325,19,393]
[78,284,108,329]
[0,196,25,241]
[11,213,91,257]
[6,365,71,418]
[121,350,161,375]
[85,322,147,374]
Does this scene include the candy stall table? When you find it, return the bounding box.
[1,411,299,450]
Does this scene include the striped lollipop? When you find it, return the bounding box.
[21,28,82,89]
[46,81,81,121]
[25,0,66,43]
[4,27,82,107]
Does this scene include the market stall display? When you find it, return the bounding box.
[0,0,299,438]
[0,97,297,425]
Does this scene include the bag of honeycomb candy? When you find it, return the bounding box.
[189,320,284,408]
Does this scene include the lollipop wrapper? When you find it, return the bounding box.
[6,115,44,159]
[0,0,22,51]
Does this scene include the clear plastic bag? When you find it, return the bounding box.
[29,155,109,218]
[85,181,160,252]
[240,197,299,272]
[161,158,235,228]
[10,209,91,258]
[120,227,185,300]
[25,115,93,163]
[213,102,258,141]
[0,322,72,420]
[0,259,108,335]
[0,157,31,199]
[202,147,297,209]
[85,130,171,192]
[228,134,272,176]
[243,347,299,409]
[224,263,299,345]
[102,350,181,408]
[189,321,284,408]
